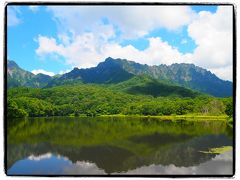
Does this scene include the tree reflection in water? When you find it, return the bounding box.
[7,117,233,175]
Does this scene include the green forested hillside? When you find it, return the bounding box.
[109,76,200,98]
[7,58,232,97]
[7,59,233,119]
[7,84,232,118]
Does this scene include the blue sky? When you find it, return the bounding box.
[8,6,72,75]
[7,5,232,80]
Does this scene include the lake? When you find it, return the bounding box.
[6,116,233,175]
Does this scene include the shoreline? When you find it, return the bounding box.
[99,114,228,121]
[14,114,229,122]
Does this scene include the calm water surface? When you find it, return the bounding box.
[7,116,233,175]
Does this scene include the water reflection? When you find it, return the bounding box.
[7,117,233,175]
[117,151,233,175]
[8,153,105,175]
[8,151,232,175]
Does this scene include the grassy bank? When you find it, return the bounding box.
[99,114,228,121]
[199,146,232,154]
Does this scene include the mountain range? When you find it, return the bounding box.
[7,57,232,97]
[7,60,52,88]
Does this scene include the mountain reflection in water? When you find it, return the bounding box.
[7,117,233,175]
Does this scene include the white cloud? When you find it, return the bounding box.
[29,5,39,12]
[209,66,233,82]
[31,69,55,76]
[188,6,233,80]
[36,36,63,56]
[36,33,193,69]
[35,23,116,68]
[36,6,233,81]
[58,69,72,75]
[47,6,196,39]
[7,6,21,26]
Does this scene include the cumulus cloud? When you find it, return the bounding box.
[36,6,233,81]
[47,6,196,39]
[188,6,233,80]
[7,6,21,26]
[31,69,55,76]
[36,33,192,69]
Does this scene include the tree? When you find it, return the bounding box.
[7,98,28,118]
[225,102,233,117]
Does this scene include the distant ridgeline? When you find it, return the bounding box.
[7,58,233,118]
[7,57,232,97]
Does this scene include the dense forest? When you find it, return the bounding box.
[7,59,233,121]
[7,83,233,118]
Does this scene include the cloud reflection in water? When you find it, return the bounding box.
[115,151,233,175]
